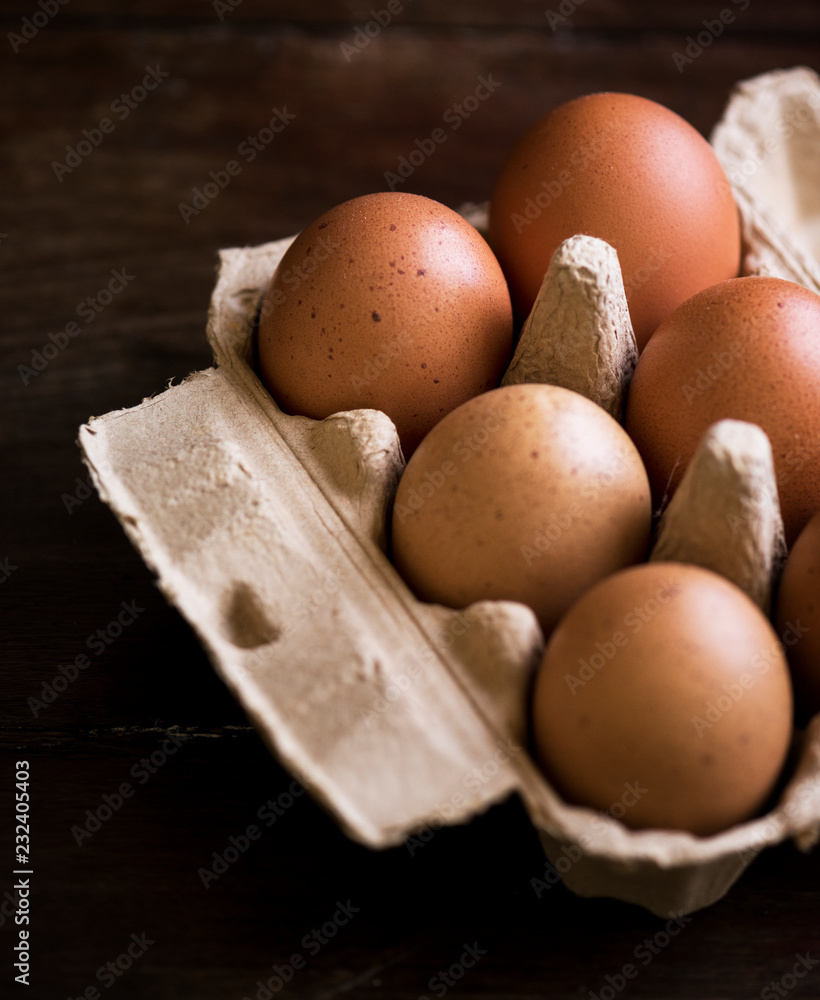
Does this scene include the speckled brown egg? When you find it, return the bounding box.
[531,562,793,836]
[488,92,740,349]
[390,383,651,637]
[257,192,514,456]
[625,276,820,546]
[775,509,820,721]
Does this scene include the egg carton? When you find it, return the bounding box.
[79,67,820,917]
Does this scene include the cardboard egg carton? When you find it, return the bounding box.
[79,67,820,916]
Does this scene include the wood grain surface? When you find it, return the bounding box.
[2,2,820,997]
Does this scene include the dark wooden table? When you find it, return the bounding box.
[3,3,820,997]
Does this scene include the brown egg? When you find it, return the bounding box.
[390,383,651,637]
[625,276,820,546]
[532,562,793,836]
[257,192,513,456]
[488,92,740,349]
[775,509,820,720]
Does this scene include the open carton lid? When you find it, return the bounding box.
[79,67,820,917]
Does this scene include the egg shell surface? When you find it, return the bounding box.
[776,509,820,720]
[488,92,741,349]
[625,275,820,546]
[257,191,514,456]
[391,382,651,636]
[532,561,793,837]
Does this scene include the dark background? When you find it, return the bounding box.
[3,2,820,997]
